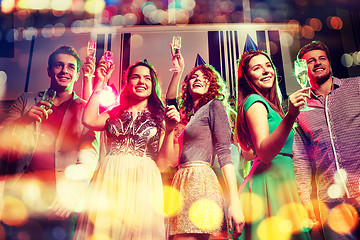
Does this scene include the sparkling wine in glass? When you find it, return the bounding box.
[41,88,56,110]
[87,40,96,58]
[84,40,96,77]
[294,59,311,111]
[170,36,181,72]
[172,36,181,54]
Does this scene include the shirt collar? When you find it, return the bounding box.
[310,76,341,98]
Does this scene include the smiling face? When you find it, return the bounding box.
[47,53,79,93]
[246,54,275,97]
[127,65,153,101]
[301,49,332,87]
[188,69,210,100]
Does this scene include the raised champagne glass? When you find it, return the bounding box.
[294,58,311,111]
[84,40,96,77]
[170,36,181,72]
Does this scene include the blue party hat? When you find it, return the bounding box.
[244,34,258,53]
[195,54,206,67]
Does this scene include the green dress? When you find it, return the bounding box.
[237,94,311,240]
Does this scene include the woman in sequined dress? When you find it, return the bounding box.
[166,47,244,240]
[73,60,179,240]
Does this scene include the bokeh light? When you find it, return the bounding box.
[84,0,106,14]
[6,29,17,43]
[334,169,348,185]
[328,183,345,199]
[269,41,279,55]
[142,2,156,17]
[327,16,343,30]
[65,164,93,181]
[341,53,353,68]
[99,86,117,106]
[53,23,66,37]
[1,196,29,226]
[257,216,292,240]
[327,203,359,235]
[42,24,54,38]
[239,192,265,223]
[277,203,310,233]
[51,0,72,11]
[352,52,360,65]
[163,185,183,217]
[1,0,16,13]
[52,226,66,240]
[188,199,223,231]
[110,14,126,26]
[301,25,315,39]
[21,178,43,203]
[124,13,138,26]
[23,27,38,40]
[17,0,50,10]
[309,18,322,31]
[279,32,294,48]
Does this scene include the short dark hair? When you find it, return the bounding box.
[48,45,81,74]
[297,41,331,61]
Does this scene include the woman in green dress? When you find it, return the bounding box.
[236,50,312,240]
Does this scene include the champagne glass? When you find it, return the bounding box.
[294,59,311,111]
[87,40,96,58]
[84,40,96,77]
[172,36,181,54]
[170,36,181,72]
[41,88,56,110]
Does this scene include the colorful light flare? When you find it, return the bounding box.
[327,203,359,235]
[188,199,223,232]
[1,196,29,227]
[1,0,16,13]
[163,185,183,217]
[99,85,117,107]
[257,216,292,240]
[239,192,265,223]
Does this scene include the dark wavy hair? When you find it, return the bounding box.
[48,45,81,74]
[116,61,165,129]
[236,50,284,151]
[178,65,232,124]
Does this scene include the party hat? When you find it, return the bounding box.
[244,34,258,52]
[195,54,206,67]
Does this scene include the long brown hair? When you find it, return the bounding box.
[178,65,230,124]
[236,51,284,151]
[115,61,165,129]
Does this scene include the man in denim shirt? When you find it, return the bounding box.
[293,41,360,240]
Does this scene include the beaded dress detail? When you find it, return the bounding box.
[74,110,166,240]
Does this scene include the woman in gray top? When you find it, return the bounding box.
[166,50,244,239]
